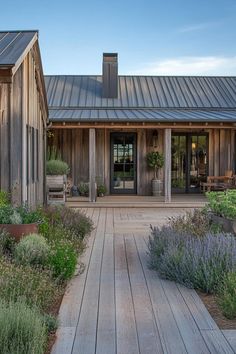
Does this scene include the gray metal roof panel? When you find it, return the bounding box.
[45,75,236,110]
[0,31,37,66]
[48,108,236,122]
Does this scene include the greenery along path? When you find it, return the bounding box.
[51,208,236,354]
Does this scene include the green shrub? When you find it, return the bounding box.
[0,204,44,225]
[42,205,93,240]
[48,240,77,281]
[207,190,236,219]
[0,205,18,224]
[0,190,10,206]
[0,299,47,354]
[43,223,85,253]
[0,229,16,256]
[17,205,45,225]
[218,272,236,319]
[42,313,58,333]
[0,258,60,311]
[14,234,50,267]
[97,184,107,196]
[78,182,89,196]
[46,159,70,175]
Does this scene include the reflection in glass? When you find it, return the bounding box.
[172,134,208,192]
[112,134,136,192]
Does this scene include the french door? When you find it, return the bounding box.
[171,133,208,193]
[110,133,137,194]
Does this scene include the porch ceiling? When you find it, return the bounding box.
[49,108,236,122]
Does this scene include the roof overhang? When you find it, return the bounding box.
[48,108,236,124]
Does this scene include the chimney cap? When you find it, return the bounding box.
[103,53,118,62]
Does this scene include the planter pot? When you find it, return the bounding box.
[46,175,66,185]
[0,223,39,242]
[71,185,79,197]
[210,213,236,234]
[152,179,163,196]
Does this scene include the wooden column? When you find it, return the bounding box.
[89,128,96,202]
[164,128,171,203]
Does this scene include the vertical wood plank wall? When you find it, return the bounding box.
[50,128,235,196]
[0,45,46,207]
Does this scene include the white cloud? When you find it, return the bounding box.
[178,22,220,33]
[131,56,236,76]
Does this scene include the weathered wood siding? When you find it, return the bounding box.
[0,84,10,192]
[0,44,46,207]
[49,128,235,196]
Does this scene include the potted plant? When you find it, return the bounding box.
[97,184,107,197]
[78,182,89,197]
[0,205,39,241]
[146,151,164,196]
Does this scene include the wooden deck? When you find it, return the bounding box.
[66,194,207,208]
[52,208,236,354]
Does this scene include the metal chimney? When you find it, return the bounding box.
[102,53,118,98]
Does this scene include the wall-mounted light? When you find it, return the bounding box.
[152,130,158,148]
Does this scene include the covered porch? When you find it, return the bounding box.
[48,120,236,204]
[66,194,207,208]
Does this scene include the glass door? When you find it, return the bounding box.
[172,133,208,193]
[110,133,137,194]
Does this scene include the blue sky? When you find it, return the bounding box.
[1,0,236,75]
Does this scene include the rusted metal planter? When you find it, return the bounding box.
[0,223,38,242]
[210,214,236,234]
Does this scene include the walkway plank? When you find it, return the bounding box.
[96,233,116,354]
[134,235,188,354]
[115,234,140,354]
[201,330,234,354]
[72,208,106,354]
[222,330,236,352]
[177,284,218,331]
[125,236,163,354]
[161,279,210,353]
[51,327,76,354]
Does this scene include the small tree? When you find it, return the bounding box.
[146,151,164,180]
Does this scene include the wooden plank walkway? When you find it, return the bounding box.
[52,208,236,354]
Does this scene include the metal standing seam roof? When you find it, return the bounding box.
[0,31,37,67]
[45,75,236,122]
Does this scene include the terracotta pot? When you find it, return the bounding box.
[0,223,38,242]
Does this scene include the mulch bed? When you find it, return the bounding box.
[198,291,236,330]
[45,290,65,354]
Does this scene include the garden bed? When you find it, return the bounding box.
[148,204,236,328]
[0,194,93,354]
[199,292,236,330]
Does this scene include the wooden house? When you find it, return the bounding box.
[45,53,236,202]
[0,31,48,206]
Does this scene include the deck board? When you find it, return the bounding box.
[51,208,236,354]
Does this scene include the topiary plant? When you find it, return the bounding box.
[14,234,50,267]
[46,159,70,175]
[146,151,164,179]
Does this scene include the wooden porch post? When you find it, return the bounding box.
[89,128,96,202]
[164,128,171,203]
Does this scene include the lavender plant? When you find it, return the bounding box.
[148,226,236,293]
